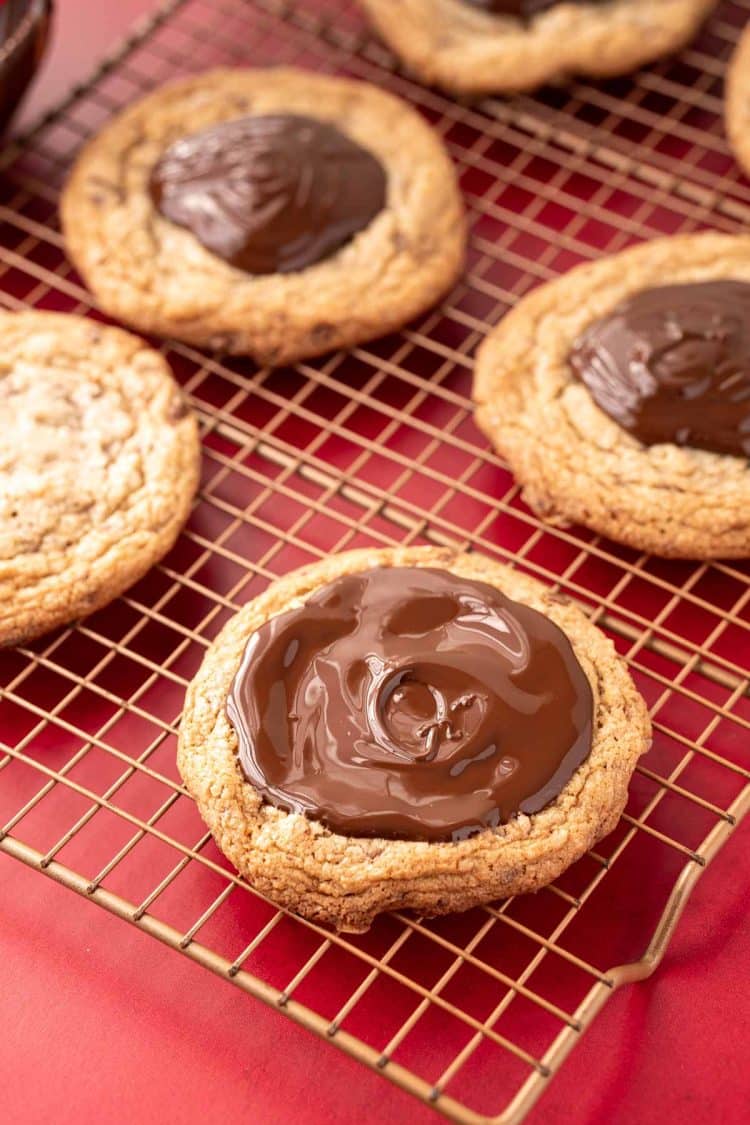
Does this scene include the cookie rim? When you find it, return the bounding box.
[726,23,750,180]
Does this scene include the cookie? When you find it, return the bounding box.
[473,232,750,559]
[60,67,466,367]
[727,23,750,180]
[0,311,200,647]
[177,546,650,933]
[358,0,716,95]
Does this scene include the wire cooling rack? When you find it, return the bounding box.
[2,2,750,1122]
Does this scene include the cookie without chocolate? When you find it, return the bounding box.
[358,0,716,95]
[727,23,750,180]
[0,312,200,646]
[473,233,750,559]
[60,67,466,367]
[177,546,650,933]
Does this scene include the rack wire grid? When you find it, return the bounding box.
[2,1,750,1122]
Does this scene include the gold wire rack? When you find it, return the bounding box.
[2,2,750,1122]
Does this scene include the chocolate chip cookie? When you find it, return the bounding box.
[178,546,649,932]
[473,232,750,558]
[0,311,200,646]
[727,23,750,180]
[61,68,466,367]
[358,0,716,95]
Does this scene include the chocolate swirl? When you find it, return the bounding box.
[227,567,593,842]
[569,281,750,458]
[149,114,387,275]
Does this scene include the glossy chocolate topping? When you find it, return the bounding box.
[462,0,605,19]
[569,281,750,458]
[149,114,387,275]
[227,567,594,842]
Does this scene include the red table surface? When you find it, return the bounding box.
[3,4,750,1124]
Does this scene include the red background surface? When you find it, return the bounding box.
[4,811,750,1125]
[3,4,750,1124]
